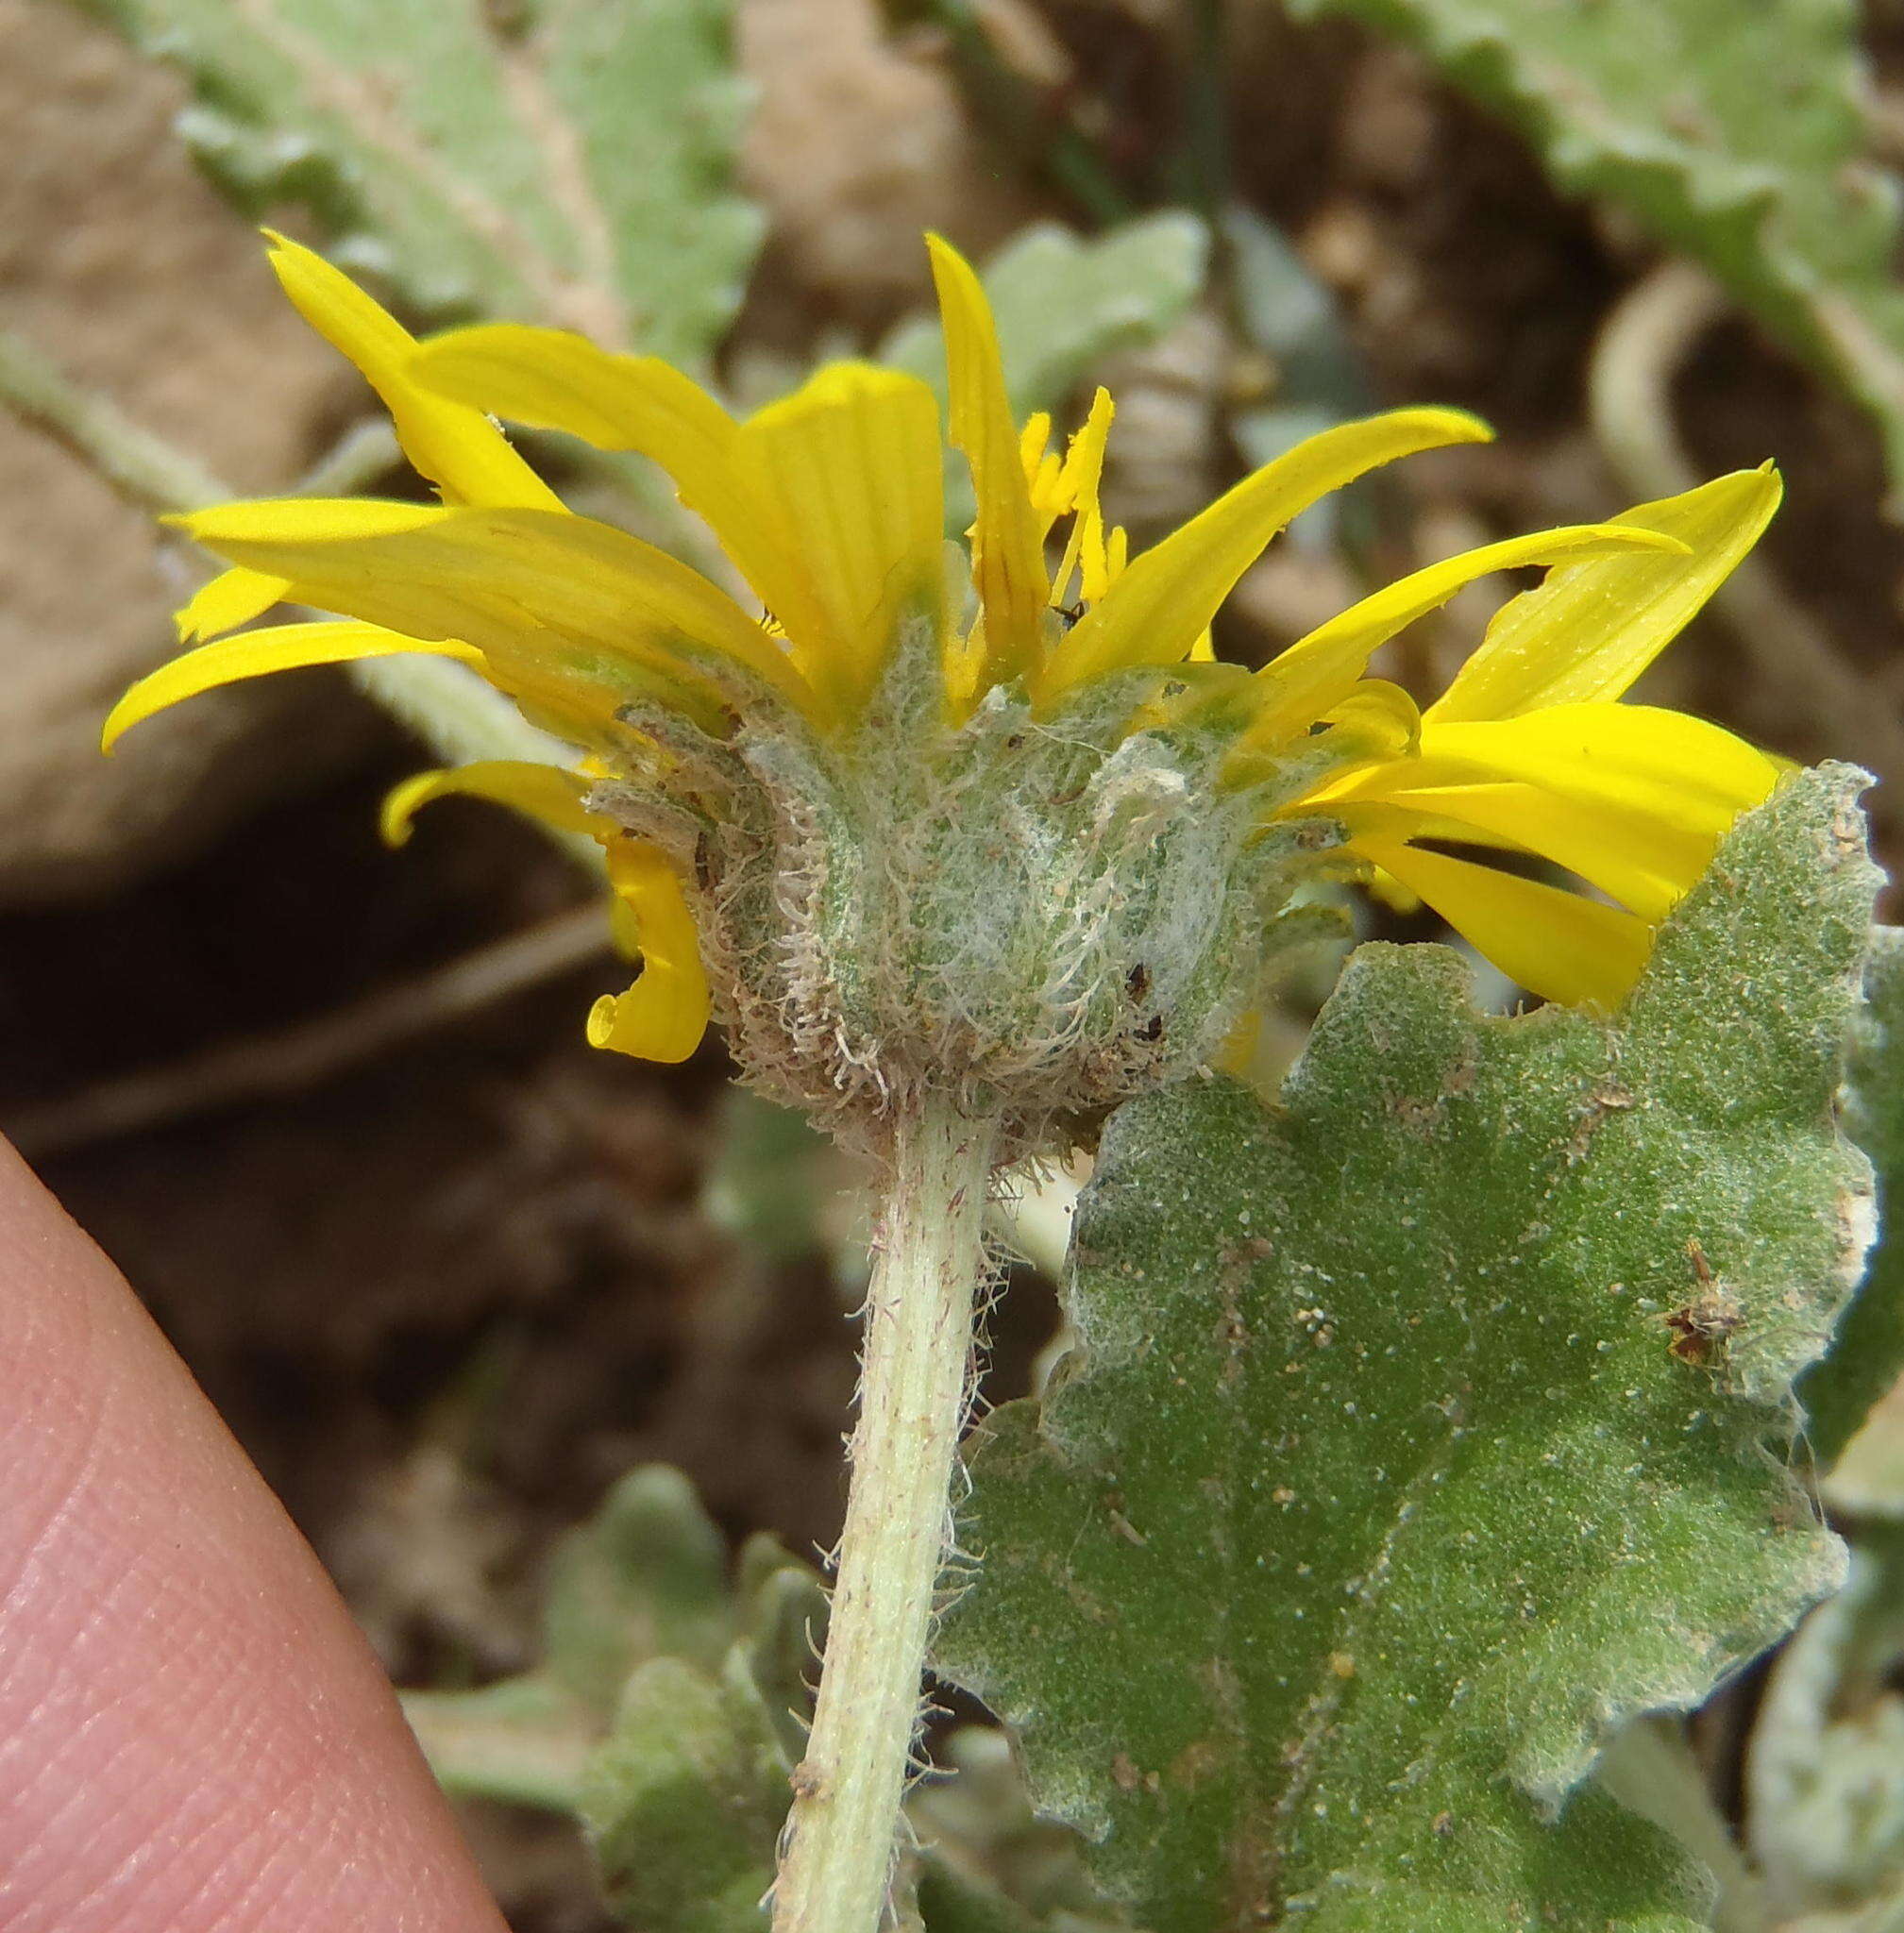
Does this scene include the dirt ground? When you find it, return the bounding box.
[4,2,1902,1925]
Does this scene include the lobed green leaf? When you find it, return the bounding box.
[937,765,1879,1932]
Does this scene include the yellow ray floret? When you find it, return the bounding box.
[263,232,564,514]
[1348,833,1655,1011]
[104,619,485,753]
[176,564,293,645]
[383,760,711,1064]
[588,841,710,1064]
[168,498,815,721]
[734,362,946,714]
[928,233,1050,692]
[410,322,841,681]
[1430,467,1780,722]
[1234,522,1688,760]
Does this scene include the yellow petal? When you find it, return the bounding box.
[587,841,711,1063]
[1315,702,1778,919]
[176,565,292,643]
[1335,789,1691,924]
[1345,834,1654,1010]
[409,323,831,661]
[174,500,815,718]
[927,234,1049,690]
[1430,466,1780,723]
[379,760,596,849]
[735,361,945,713]
[1236,523,1687,756]
[1224,678,1419,790]
[265,233,562,513]
[176,496,453,545]
[1319,679,1421,757]
[103,620,483,751]
[1037,406,1493,704]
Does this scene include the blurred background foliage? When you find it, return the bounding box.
[7,0,1904,1925]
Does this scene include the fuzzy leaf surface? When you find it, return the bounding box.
[403,1466,758,1813]
[1287,0,1904,499]
[583,1655,790,1933]
[85,0,762,361]
[936,766,1878,1933]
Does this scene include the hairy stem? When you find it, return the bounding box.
[773,1094,999,1933]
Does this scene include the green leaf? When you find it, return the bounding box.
[83,0,763,362]
[1801,927,1904,1469]
[398,1672,597,1815]
[1285,0,1904,503]
[703,1088,840,1267]
[936,765,1879,1933]
[403,1465,743,1811]
[583,1654,791,1933]
[540,1463,732,1704]
[1743,1521,1904,1925]
[583,1538,827,1932]
[404,1466,828,1928]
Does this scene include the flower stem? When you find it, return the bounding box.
[773,1094,998,1933]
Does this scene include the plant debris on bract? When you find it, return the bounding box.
[937,765,1879,1933]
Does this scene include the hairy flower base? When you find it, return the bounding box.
[601,619,1354,1147]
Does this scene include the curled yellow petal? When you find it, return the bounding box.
[410,322,831,660]
[1346,834,1655,1010]
[1235,521,1686,756]
[103,620,483,752]
[1037,405,1493,705]
[1430,465,1780,723]
[379,760,596,849]
[587,841,711,1064]
[265,233,562,513]
[927,233,1048,690]
[736,361,945,714]
[176,565,292,644]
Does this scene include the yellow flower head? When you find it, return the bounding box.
[106,232,1782,1136]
